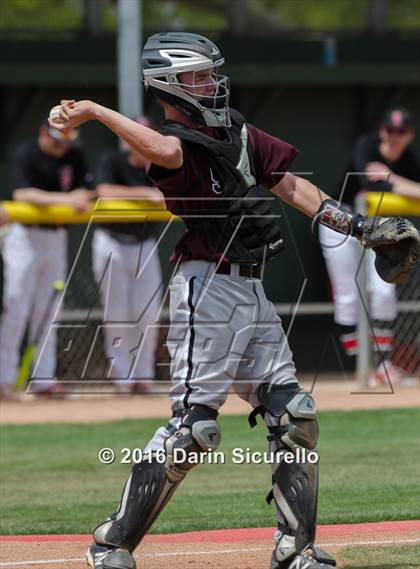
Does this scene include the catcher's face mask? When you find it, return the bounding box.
[176,64,230,114]
[151,62,230,127]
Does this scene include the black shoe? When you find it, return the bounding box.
[270,545,336,569]
[86,543,136,569]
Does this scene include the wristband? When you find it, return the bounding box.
[316,199,365,238]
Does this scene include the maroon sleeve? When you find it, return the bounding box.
[147,141,198,194]
[248,125,299,188]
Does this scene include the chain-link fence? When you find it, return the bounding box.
[356,193,420,385]
[390,258,420,375]
[54,222,176,390]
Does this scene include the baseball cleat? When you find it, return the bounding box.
[114,381,154,395]
[30,384,72,399]
[369,359,402,387]
[0,387,24,401]
[86,543,136,569]
[130,381,154,395]
[270,545,336,569]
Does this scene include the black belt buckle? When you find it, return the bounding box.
[250,264,261,279]
[239,264,261,279]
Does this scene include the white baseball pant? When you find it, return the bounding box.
[0,224,66,390]
[319,224,397,325]
[143,259,299,536]
[92,228,162,390]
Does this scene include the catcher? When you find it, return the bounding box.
[49,32,419,569]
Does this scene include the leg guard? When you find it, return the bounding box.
[250,383,335,568]
[93,405,221,553]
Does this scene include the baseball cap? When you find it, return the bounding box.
[381,107,414,129]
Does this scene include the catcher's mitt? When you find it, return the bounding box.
[361,217,419,284]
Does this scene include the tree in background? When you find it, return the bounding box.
[0,0,419,34]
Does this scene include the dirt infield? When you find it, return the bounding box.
[2,376,419,425]
[1,521,419,568]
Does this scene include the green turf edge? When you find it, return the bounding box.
[0,408,419,535]
[337,544,420,569]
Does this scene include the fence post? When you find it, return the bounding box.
[117,0,142,119]
[355,193,371,388]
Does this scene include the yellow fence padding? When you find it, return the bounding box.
[1,199,177,224]
[365,192,420,217]
[2,193,419,224]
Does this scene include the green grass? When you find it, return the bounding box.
[339,545,420,569]
[0,408,419,535]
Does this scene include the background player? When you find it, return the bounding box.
[0,206,8,227]
[0,206,8,320]
[319,108,420,384]
[49,32,416,569]
[92,117,164,394]
[0,119,91,399]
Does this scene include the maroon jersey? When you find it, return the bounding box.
[148,124,298,263]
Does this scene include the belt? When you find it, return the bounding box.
[216,263,262,279]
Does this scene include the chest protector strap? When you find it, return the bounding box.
[160,109,284,264]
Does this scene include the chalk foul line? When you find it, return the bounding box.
[0,537,419,567]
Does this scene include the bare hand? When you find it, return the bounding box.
[49,100,96,130]
[144,189,165,205]
[366,162,392,182]
[69,189,93,212]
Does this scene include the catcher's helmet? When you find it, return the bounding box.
[142,32,230,127]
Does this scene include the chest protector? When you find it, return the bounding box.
[160,109,284,264]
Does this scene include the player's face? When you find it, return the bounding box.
[379,126,415,153]
[178,67,217,99]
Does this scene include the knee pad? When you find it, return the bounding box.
[94,405,221,553]
[164,404,221,482]
[250,383,319,451]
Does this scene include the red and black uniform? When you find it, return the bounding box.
[149,121,298,263]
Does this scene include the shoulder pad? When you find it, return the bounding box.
[229,108,246,128]
[159,120,209,146]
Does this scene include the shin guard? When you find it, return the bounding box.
[250,384,334,567]
[94,405,221,552]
